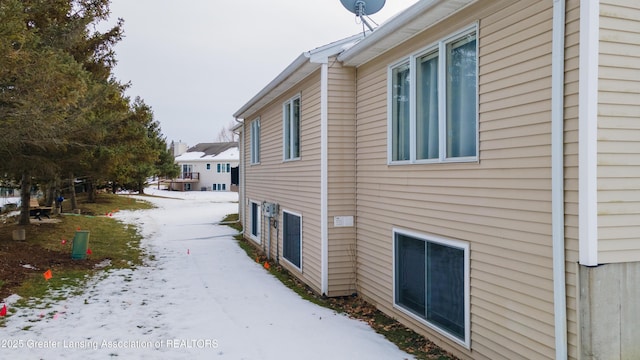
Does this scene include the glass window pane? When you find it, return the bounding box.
[284,102,291,159]
[416,52,439,160]
[251,203,259,237]
[292,98,300,158]
[392,63,410,161]
[446,33,477,158]
[251,120,260,163]
[283,212,301,268]
[426,242,465,339]
[395,234,426,317]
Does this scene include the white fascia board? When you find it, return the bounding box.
[338,0,476,66]
[233,35,363,120]
[233,53,315,119]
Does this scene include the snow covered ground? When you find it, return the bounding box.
[2,189,412,359]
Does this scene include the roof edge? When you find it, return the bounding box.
[233,53,311,119]
[338,0,476,66]
[233,34,365,120]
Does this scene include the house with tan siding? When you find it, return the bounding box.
[233,1,640,359]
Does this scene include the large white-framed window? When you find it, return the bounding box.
[282,210,302,270]
[283,95,301,161]
[249,201,261,243]
[393,229,470,348]
[250,118,260,164]
[389,25,478,164]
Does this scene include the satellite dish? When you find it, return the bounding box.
[340,0,386,16]
[340,0,386,32]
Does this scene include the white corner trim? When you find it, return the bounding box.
[579,0,599,266]
[320,63,329,296]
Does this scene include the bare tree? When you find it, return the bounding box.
[215,121,237,142]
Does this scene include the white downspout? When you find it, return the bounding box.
[235,118,246,238]
[552,1,567,359]
[320,62,329,296]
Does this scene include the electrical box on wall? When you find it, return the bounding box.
[262,202,279,218]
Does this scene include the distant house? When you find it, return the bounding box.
[166,142,239,192]
[233,1,640,360]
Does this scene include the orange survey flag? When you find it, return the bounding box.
[43,269,52,280]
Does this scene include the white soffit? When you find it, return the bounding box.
[338,0,477,66]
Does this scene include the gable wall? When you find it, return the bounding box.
[327,61,358,296]
[242,70,323,293]
[353,1,563,358]
[597,0,640,263]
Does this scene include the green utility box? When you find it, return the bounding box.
[71,230,90,259]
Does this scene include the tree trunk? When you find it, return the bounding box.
[138,179,145,194]
[18,172,31,226]
[45,180,55,207]
[69,172,78,210]
[87,179,96,203]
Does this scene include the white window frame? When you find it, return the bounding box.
[282,210,303,271]
[249,200,261,243]
[217,163,230,173]
[388,24,479,165]
[392,228,470,348]
[283,95,301,161]
[250,118,260,164]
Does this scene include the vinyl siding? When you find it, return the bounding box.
[242,70,323,293]
[354,1,557,359]
[597,0,640,263]
[327,61,358,296]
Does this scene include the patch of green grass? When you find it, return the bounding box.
[223,213,457,360]
[15,270,86,302]
[9,193,151,309]
[69,193,153,216]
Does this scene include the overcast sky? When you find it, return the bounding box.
[105,0,418,147]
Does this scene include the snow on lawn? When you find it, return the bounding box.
[2,190,413,359]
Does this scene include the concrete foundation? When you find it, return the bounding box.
[580,262,640,360]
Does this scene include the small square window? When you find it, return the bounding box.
[283,211,302,269]
[394,230,469,346]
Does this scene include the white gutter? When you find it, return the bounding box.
[551,1,567,359]
[320,62,329,296]
[578,0,599,266]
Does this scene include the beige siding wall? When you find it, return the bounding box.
[354,1,561,359]
[597,1,640,263]
[327,61,358,296]
[242,70,323,293]
[563,1,580,359]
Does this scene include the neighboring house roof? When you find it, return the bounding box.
[175,142,239,162]
[233,33,365,120]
